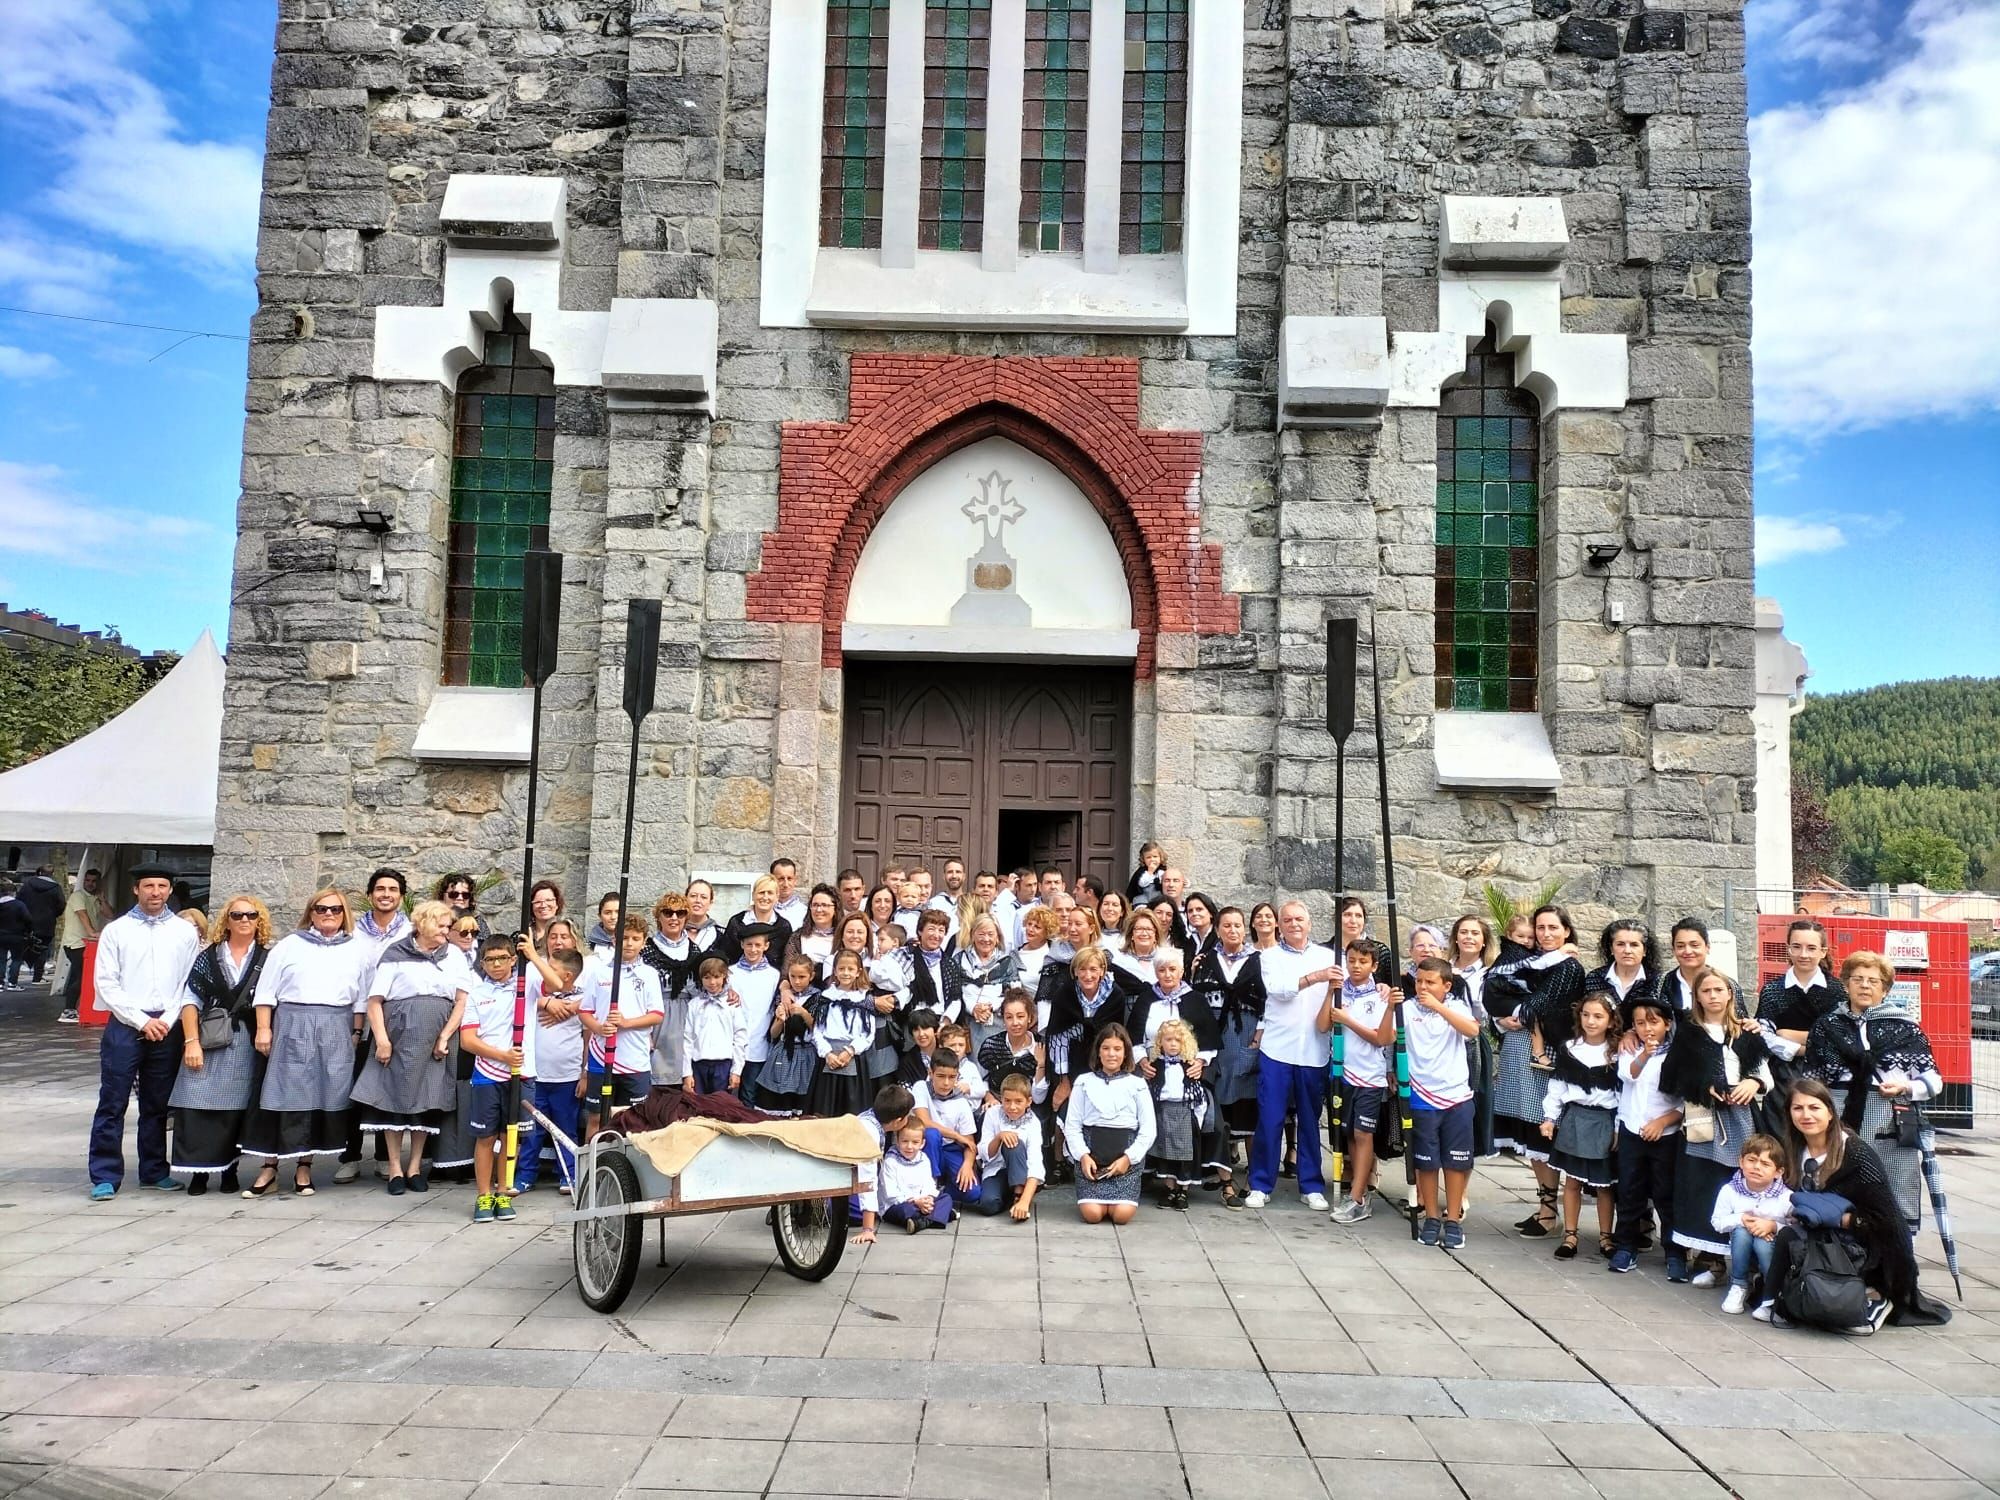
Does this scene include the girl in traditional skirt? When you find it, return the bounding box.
[1539,992,1623,1259]
[1144,1018,1213,1209]
[1489,905,1587,1238]
[239,888,375,1196]
[1799,950,1941,1228]
[1063,1022,1156,1225]
[349,900,471,1193]
[169,897,271,1195]
[757,955,822,1117]
[810,949,878,1117]
[1661,965,1774,1284]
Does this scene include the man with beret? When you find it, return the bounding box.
[88,863,203,1199]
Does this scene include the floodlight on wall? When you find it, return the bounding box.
[1585,541,1623,568]
[357,508,392,535]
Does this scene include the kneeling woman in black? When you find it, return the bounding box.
[1767,1077,1950,1329]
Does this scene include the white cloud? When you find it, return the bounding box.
[1748,0,1900,72]
[0,1,262,270]
[0,219,127,314]
[1750,0,2000,432]
[0,460,207,568]
[1755,515,1848,565]
[0,343,59,378]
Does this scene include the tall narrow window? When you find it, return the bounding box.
[821,0,892,248]
[445,314,554,688]
[1120,0,1186,254]
[1021,0,1091,253]
[1434,329,1539,713]
[920,0,991,251]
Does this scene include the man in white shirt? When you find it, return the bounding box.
[771,858,808,931]
[837,869,867,920]
[930,859,966,914]
[1244,900,1344,1213]
[88,864,202,1200]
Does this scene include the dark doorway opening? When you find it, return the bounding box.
[997,809,1080,878]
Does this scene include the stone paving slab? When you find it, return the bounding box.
[2,994,1997,1497]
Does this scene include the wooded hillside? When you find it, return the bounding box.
[1793,677,2000,888]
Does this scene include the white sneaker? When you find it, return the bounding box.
[1721,1284,1748,1315]
[1243,1190,1269,1209]
[1302,1192,1331,1212]
[332,1161,360,1184]
[1331,1198,1372,1225]
[1750,1300,1775,1323]
[1690,1269,1717,1288]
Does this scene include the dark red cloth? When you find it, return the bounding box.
[609,1088,772,1135]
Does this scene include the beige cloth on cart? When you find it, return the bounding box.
[625,1115,879,1180]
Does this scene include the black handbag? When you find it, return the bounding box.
[1892,1098,1925,1148]
[1778,1230,1873,1330]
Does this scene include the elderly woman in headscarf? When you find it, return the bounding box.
[1798,950,1942,1230]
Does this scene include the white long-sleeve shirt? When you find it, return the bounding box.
[93,906,202,1030]
[877,1146,939,1207]
[586,959,664,1075]
[978,1106,1045,1181]
[729,960,784,1064]
[1061,1071,1157,1165]
[684,987,748,1070]
[1616,1042,1682,1134]
[1711,1175,1794,1235]
[1255,941,1339,1068]
[253,931,374,1016]
[1543,1039,1619,1122]
[811,989,876,1068]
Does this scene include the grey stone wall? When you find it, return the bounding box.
[217,0,1754,943]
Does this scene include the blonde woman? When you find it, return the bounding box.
[240,889,374,1196]
[722,875,792,967]
[1114,908,1167,987]
[1661,965,1774,1281]
[350,899,471,1193]
[169,896,273,1195]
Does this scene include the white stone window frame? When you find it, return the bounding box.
[760,0,1241,334]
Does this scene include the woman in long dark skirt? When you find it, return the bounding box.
[169,898,271,1195]
[1660,965,1774,1285]
[350,901,470,1192]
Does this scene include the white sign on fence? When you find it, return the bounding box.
[1883,930,1930,969]
[1889,979,1923,1022]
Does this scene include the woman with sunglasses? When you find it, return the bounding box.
[238,889,375,1197]
[168,897,273,1196]
[433,873,483,941]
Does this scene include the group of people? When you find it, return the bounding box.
[79,843,1954,1329]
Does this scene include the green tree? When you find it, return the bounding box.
[0,643,166,772]
[1875,829,1968,890]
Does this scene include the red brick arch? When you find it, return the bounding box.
[745,355,1238,677]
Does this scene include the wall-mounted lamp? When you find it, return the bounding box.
[1585,541,1623,568]
[357,506,392,589]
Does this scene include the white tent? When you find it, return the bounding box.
[0,631,223,845]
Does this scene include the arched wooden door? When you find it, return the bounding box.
[841,662,1131,887]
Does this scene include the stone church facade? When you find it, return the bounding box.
[215,0,1756,933]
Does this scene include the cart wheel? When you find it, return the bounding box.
[574,1151,643,1313]
[772,1194,849,1281]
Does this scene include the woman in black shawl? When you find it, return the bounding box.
[1770,1077,1950,1328]
[1798,950,1941,1228]
[1660,966,1774,1281]
[1190,906,1266,1193]
[169,897,271,1195]
[1488,905,1587,1236]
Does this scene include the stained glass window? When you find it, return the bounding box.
[821,0,891,249]
[1119,0,1186,254]
[920,0,990,252]
[445,314,554,689]
[1434,329,1540,713]
[1021,0,1091,253]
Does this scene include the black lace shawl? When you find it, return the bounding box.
[1491,954,1587,1041]
[1756,971,1846,1034]
[1190,946,1267,1027]
[1550,1042,1619,1094]
[1800,1007,1938,1130]
[639,934,698,1002]
[1481,937,1538,1021]
[1585,963,1659,1013]
[1660,1018,1770,1104]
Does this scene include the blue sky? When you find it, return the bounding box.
[0,0,1993,694]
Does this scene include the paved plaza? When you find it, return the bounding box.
[2,986,1997,1500]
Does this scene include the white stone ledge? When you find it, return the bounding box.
[806,250,1191,333]
[1278,316,1390,428]
[412,687,534,764]
[1434,711,1562,792]
[1441,195,1570,270]
[841,623,1141,662]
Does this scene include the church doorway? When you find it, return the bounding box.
[839,661,1131,890]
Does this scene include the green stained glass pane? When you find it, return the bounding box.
[1482,613,1509,645]
[481,394,511,425]
[1457,417,1482,446]
[1511,482,1536,513]
[1454,680,1483,709]
[1483,481,1510,513]
[1455,482,1483,512]
[1483,418,1512,444]
[1480,680,1508,711]
[1509,516,1536,547]
[1453,516,1482,547]
[1435,512,1452,544]
[1482,581,1508,611]
[1455,580,1480,613]
[1455,646,1481,677]
[1482,448,1510,480]
[1483,517,1509,547]
[1436,483,1455,510]
[1455,451,1482,481]
[1484,545,1509,577]
[1482,646,1508,678]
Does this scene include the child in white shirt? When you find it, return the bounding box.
[581,919,664,1127]
[911,1050,982,1207]
[1711,1133,1794,1317]
[879,1119,952,1233]
[682,955,747,1095]
[975,1073,1044,1221]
